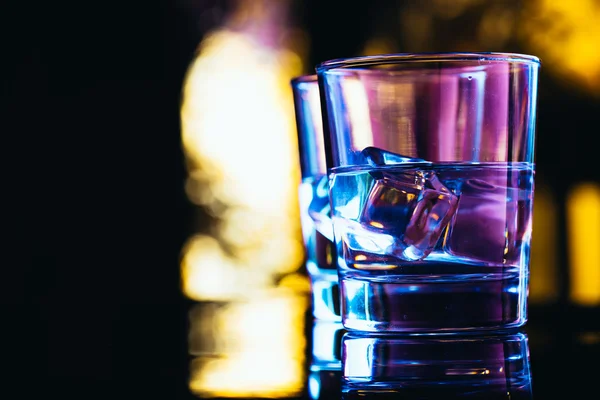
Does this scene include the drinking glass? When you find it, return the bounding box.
[316,52,540,332]
[342,332,532,399]
[291,75,340,320]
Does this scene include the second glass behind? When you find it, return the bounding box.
[317,52,540,333]
[292,75,340,321]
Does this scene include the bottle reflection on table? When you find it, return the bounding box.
[308,320,345,400]
[342,331,532,399]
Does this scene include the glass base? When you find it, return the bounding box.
[339,274,527,333]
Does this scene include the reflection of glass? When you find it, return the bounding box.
[342,331,532,399]
[308,320,345,400]
[317,52,540,333]
[292,75,340,321]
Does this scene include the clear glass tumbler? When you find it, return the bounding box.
[316,52,540,333]
[291,75,340,321]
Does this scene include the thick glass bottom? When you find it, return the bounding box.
[340,272,527,333]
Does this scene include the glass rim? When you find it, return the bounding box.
[316,52,541,73]
[291,74,318,86]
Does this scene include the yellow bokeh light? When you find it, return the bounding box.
[431,0,483,20]
[188,292,308,398]
[180,2,311,397]
[180,235,274,301]
[362,37,395,56]
[521,0,600,92]
[567,183,600,306]
[181,30,302,213]
[529,184,559,304]
[477,5,515,49]
[179,0,308,302]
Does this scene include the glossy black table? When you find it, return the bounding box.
[186,302,600,400]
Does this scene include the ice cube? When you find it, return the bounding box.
[355,169,459,261]
[445,178,516,264]
[361,146,430,167]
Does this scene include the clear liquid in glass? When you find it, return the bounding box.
[330,161,534,332]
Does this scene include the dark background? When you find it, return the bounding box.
[4,0,193,397]
[3,0,599,399]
